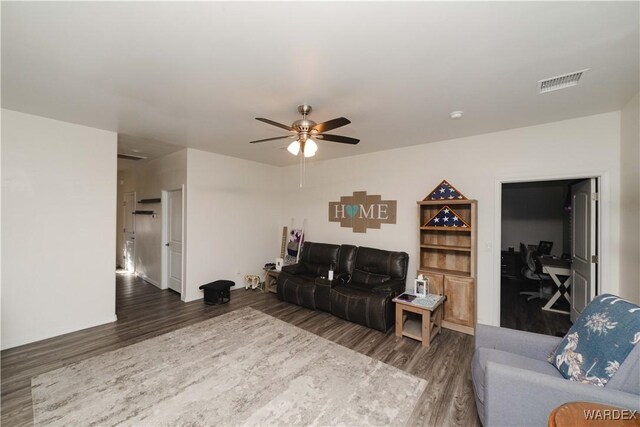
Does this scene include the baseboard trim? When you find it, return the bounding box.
[136,272,161,288]
[442,320,475,336]
[1,314,118,351]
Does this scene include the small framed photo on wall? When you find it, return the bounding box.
[414,279,428,297]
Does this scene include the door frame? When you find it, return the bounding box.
[493,171,610,327]
[161,185,187,300]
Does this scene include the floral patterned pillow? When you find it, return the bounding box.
[550,294,640,386]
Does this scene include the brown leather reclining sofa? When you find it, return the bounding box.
[276,242,409,332]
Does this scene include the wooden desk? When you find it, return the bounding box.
[539,257,572,315]
[549,402,640,427]
[393,295,445,349]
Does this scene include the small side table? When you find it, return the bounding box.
[263,269,280,294]
[393,294,445,349]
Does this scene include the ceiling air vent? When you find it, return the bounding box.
[538,69,589,94]
[118,153,147,161]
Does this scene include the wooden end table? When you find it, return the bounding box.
[393,294,445,349]
[549,402,640,427]
[263,269,280,294]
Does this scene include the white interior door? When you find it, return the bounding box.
[570,178,597,322]
[167,189,183,293]
[123,192,136,272]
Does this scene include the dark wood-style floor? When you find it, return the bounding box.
[1,272,480,427]
[500,275,572,336]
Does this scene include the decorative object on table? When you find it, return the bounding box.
[249,105,359,187]
[33,308,426,426]
[413,294,444,309]
[549,294,640,386]
[396,293,418,303]
[198,280,233,304]
[328,191,397,233]
[425,179,467,201]
[418,181,477,335]
[244,275,261,290]
[275,258,283,272]
[424,205,470,228]
[414,278,428,297]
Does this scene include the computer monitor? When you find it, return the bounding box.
[537,240,553,256]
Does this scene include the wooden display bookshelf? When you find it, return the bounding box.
[417,198,477,335]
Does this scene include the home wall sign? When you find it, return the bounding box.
[328,191,397,233]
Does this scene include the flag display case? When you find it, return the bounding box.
[418,181,477,335]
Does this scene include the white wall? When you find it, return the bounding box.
[619,93,640,304]
[1,109,117,349]
[281,112,621,327]
[116,150,187,287]
[184,148,281,302]
[501,182,569,256]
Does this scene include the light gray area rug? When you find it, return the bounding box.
[32,307,426,426]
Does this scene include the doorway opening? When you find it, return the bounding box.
[499,177,599,336]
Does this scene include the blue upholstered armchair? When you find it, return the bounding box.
[472,296,640,426]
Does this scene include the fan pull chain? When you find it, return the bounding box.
[299,151,305,188]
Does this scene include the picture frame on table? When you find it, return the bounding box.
[415,278,428,297]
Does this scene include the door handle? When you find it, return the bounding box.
[165,243,170,247]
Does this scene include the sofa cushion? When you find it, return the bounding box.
[299,242,340,268]
[354,247,408,280]
[337,244,357,275]
[550,294,640,386]
[351,269,391,286]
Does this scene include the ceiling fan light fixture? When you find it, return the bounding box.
[304,138,318,157]
[287,141,300,156]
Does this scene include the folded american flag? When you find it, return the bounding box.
[427,180,466,200]
[425,205,470,228]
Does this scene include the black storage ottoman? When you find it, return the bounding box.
[199,280,234,305]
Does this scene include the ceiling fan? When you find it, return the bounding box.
[250,104,359,157]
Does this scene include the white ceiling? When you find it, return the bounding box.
[2,2,638,166]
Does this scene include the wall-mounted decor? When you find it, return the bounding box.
[328,191,397,233]
[138,198,161,204]
[425,180,467,201]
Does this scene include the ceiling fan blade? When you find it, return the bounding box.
[255,118,294,131]
[316,133,360,145]
[249,135,294,143]
[312,117,351,133]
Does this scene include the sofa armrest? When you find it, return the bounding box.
[475,324,561,361]
[485,361,640,427]
[367,280,405,295]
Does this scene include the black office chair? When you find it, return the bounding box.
[519,243,552,301]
